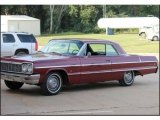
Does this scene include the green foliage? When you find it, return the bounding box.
[1,5,159,33]
[80,6,97,33]
[115,28,139,34]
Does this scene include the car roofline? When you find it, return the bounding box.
[49,38,118,44]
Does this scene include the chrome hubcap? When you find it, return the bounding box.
[47,75,60,93]
[124,72,133,84]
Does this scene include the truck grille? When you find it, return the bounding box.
[1,62,22,73]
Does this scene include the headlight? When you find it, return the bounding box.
[22,64,28,73]
[22,63,33,74]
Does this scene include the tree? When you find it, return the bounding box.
[103,5,106,18]
[49,5,54,33]
[80,5,99,33]
[54,5,67,33]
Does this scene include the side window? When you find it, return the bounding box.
[87,44,106,56]
[106,44,119,56]
[3,34,15,43]
[17,34,36,43]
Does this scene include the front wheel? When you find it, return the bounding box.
[119,71,135,86]
[140,33,146,39]
[4,80,24,90]
[40,73,62,95]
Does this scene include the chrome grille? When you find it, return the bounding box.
[1,62,22,73]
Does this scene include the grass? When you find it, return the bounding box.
[36,33,159,53]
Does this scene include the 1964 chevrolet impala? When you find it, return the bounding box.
[1,39,158,95]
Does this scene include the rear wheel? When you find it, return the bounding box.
[152,36,158,41]
[15,50,28,56]
[119,71,135,86]
[40,73,62,95]
[15,51,27,56]
[4,80,24,90]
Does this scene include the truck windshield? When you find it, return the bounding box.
[40,40,84,55]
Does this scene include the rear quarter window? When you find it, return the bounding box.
[106,44,119,56]
[17,34,36,43]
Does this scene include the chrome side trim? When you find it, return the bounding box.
[111,66,157,72]
[35,63,110,69]
[35,64,80,69]
[81,62,111,66]
[1,72,40,85]
[34,61,156,69]
[68,66,157,76]
[111,61,155,65]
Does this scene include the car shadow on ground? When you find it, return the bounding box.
[2,80,147,96]
[62,81,120,92]
[2,81,121,96]
[4,86,42,97]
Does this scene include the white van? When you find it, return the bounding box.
[139,24,159,41]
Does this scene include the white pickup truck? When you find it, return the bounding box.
[139,24,159,41]
[1,32,38,57]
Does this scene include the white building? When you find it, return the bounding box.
[1,15,40,35]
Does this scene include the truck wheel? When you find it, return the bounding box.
[4,80,24,90]
[119,71,135,86]
[140,33,146,39]
[152,36,158,41]
[15,51,27,56]
[40,73,62,95]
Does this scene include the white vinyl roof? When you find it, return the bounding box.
[98,17,159,28]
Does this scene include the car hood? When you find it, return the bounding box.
[1,53,71,62]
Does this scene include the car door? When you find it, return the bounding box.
[106,44,126,80]
[1,33,15,57]
[80,43,112,83]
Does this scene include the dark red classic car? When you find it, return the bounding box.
[1,39,158,95]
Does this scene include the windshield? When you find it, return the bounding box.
[40,40,84,55]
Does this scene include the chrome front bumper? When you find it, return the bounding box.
[1,72,40,85]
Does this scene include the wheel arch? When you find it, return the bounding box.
[133,70,142,76]
[139,32,146,36]
[15,48,29,55]
[152,36,159,40]
[45,69,70,85]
